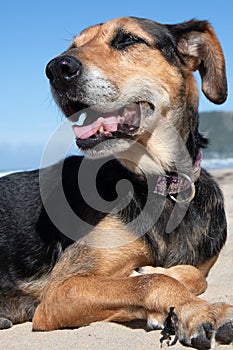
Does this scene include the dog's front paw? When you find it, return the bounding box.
[146,299,215,349]
[214,303,233,345]
[172,302,233,349]
[169,300,216,349]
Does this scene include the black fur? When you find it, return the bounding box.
[0,154,227,324]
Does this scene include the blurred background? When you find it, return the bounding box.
[0,0,233,172]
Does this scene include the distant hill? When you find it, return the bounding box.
[199,111,233,157]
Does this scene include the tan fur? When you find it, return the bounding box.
[131,265,207,295]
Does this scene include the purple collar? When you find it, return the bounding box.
[152,149,202,203]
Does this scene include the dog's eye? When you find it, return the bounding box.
[111,31,147,50]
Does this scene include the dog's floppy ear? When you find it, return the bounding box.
[170,20,227,104]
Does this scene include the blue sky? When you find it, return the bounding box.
[0,0,232,170]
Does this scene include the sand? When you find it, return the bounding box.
[1,169,233,349]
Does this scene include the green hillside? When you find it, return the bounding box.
[199,111,233,157]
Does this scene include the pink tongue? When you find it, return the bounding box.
[73,116,118,139]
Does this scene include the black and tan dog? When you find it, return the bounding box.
[0,17,232,349]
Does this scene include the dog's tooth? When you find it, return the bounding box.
[99,125,104,133]
[118,116,124,124]
[74,112,87,126]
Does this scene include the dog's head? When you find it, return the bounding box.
[46,17,227,173]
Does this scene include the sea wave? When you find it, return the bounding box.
[202,157,233,170]
[0,170,23,178]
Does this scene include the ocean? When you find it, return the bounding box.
[1,156,233,178]
[202,157,233,170]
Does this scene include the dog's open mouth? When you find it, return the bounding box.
[65,100,154,149]
[72,104,140,139]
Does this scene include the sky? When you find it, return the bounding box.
[0,0,232,170]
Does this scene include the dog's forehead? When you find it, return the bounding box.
[72,17,167,47]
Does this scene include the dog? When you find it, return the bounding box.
[0,16,232,349]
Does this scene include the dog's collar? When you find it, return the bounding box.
[152,148,202,203]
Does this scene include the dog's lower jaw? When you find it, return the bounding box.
[77,137,135,159]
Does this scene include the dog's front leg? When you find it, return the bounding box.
[32,273,198,332]
[32,273,233,349]
[132,264,208,296]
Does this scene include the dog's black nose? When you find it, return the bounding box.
[45,56,82,88]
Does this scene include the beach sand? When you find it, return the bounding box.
[1,169,233,349]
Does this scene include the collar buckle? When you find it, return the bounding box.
[168,173,196,204]
[152,149,202,203]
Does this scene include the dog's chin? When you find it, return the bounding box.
[77,137,134,159]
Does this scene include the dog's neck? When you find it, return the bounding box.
[117,144,202,202]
